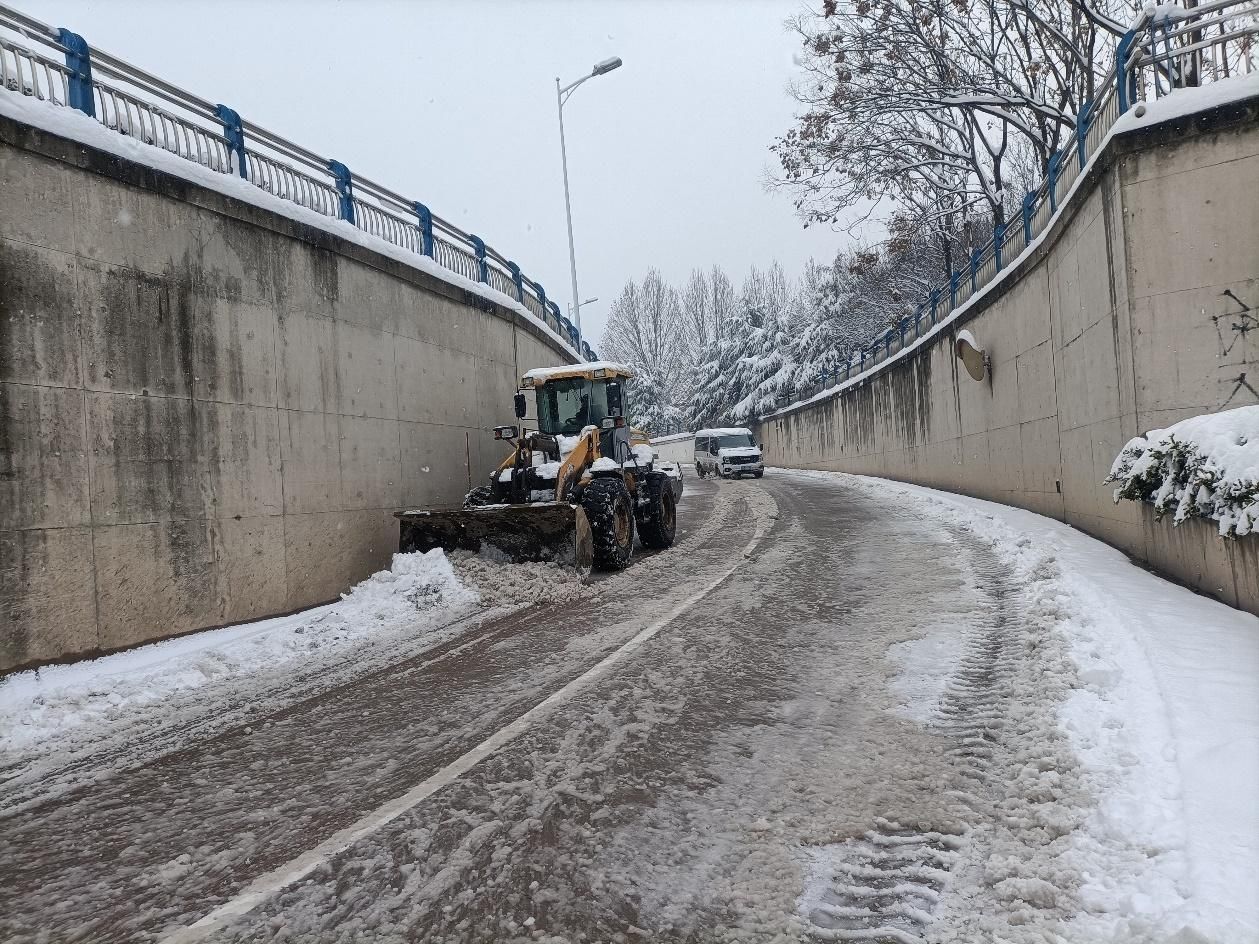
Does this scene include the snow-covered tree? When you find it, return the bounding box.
[772,0,1137,249]
[600,270,689,435]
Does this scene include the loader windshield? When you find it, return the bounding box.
[536,378,610,435]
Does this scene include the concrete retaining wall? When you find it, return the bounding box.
[0,114,573,673]
[761,95,1259,616]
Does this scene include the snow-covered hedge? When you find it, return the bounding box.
[1106,406,1259,537]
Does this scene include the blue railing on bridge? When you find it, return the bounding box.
[0,3,597,362]
[782,0,1257,411]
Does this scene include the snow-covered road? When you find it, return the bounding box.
[1,471,1255,943]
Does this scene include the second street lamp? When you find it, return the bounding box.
[555,56,622,341]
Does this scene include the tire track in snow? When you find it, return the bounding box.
[799,532,1024,943]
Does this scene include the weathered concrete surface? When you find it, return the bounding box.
[0,114,573,672]
[761,95,1259,616]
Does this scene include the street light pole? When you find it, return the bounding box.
[555,56,622,340]
[556,78,581,338]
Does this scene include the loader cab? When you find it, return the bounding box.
[521,363,635,460]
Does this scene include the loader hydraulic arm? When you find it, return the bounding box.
[555,427,599,501]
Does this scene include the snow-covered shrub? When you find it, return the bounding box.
[1105,406,1259,537]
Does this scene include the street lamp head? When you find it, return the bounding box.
[592,56,623,76]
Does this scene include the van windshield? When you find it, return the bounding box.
[717,434,755,449]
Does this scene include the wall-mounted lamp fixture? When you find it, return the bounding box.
[955,329,991,383]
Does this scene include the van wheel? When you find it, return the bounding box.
[637,475,676,550]
[581,477,635,570]
[753,471,764,479]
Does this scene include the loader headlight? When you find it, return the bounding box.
[493,425,519,440]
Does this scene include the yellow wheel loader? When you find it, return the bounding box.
[396,362,683,573]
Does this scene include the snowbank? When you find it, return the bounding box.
[0,551,477,753]
[1106,405,1259,536]
[808,470,1259,940]
[0,91,582,360]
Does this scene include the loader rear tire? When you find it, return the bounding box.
[582,477,635,570]
[637,475,676,550]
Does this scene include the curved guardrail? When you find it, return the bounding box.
[771,0,1257,414]
[0,3,596,361]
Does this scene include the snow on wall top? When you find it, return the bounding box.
[0,92,582,362]
[695,427,754,438]
[762,72,1259,424]
[521,361,633,382]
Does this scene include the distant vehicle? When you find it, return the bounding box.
[693,427,764,479]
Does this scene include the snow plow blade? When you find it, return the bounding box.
[395,503,594,573]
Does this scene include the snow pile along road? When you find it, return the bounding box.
[825,472,1259,942]
[1106,404,1259,536]
[0,550,477,755]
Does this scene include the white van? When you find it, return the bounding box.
[693,427,764,479]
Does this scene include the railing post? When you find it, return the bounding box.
[1116,29,1139,114]
[1022,192,1035,247]
[929,289,940,324]
[328,160,355,224]
[468,234,489,283]
[214,104,247,178]
[411,202,434,256]
[533,282,549,325]
[1047,152,1061,212]
[949,271,959,311]
[506,262,525,302]
[57,29,95,117]
[533,282,549,324]
[1076,99,1093,170]
[993,224,1005,272]
[970,248,980,292]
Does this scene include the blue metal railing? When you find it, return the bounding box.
[778,0,1257,412]
[0,3,597,362]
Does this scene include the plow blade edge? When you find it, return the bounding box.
[396,503,594,573]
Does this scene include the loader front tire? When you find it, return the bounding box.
[582,477,635,570]
[637,474,677,550]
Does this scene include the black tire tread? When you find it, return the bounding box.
[637,474,677,550]
[581,477,635,570]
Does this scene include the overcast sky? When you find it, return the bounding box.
[17,0,843,345]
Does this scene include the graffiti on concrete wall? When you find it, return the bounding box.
[1212,288,1258,408]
